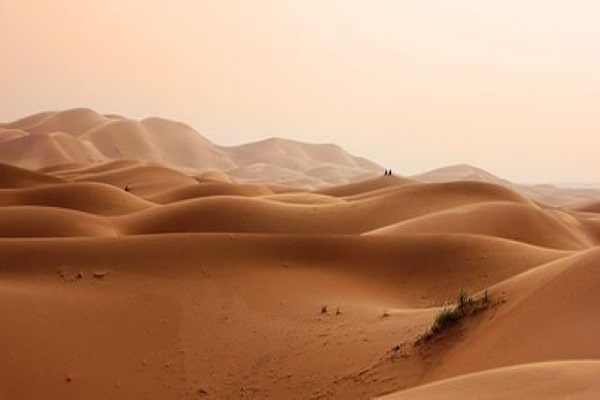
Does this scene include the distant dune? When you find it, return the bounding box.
[575,200,600,213]
[0,108,382,187]
[4,108,597,206]
[414,163,600,207]
[1,109,600,399]
[412,164,511,185]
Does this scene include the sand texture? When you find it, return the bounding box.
[1,110,600,399]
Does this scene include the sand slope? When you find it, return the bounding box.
[0,206,116,237]
[367,201,592,250]
[22,108,109,136]
[0,129,599,398]
[116,180,532,236]
[0,163,64,188]
[149,182,273,203]
[379,361,600,399]
[68,163,199,197]
[408,247,600,392]
[415,164,600,207]
[0,132,104,169]
[575,200,600,213]
[0,233,568,399]
[0,182,153,216]
[317,175,414,197]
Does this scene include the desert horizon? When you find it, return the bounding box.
[3,1,600,399]
[4,107,600,190]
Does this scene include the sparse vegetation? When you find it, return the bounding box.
[457,288,469,310]
[429,304,459,334]
[416,288,490,344]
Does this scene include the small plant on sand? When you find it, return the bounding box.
[429,304,459,334]
[321,304,328,314]
[416,288,490,344]
[457,288,469,311]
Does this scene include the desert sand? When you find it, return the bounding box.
[1,110,600,399]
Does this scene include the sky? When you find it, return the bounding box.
[1,0,599,183]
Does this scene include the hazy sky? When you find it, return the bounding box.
[1,0,599,182]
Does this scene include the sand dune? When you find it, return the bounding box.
[119,196,359,234]
[0,108,382,186]
[520,184,600,208]
[380,361,600,399]
[0,111,56,129]
[0,128,29,142]
[0,231,569,399]
[22,108,109,136]
[49,159,145,175]
[413,164,510,185]
[0,206,116,237]
[150,182,273,204]
[263,192,343,204]
[578,217,600,244]
[346,180,531,223]
[575,200,600,213]
[317,175,413,197]
[225,137,379,173]
[2,108,599,206]
[305,165,374,185]
[0,132,105,169]
[412,247,600,389]
[367,201,592,250]
[346,179,530,204]
[81,119,163,160]
[0,163,64,188]
[69,163,198,197]
[416,164,600,207]
[149,182,273,203]
[0,182,153,216]
[1,110,600,398]
[140,117,234,170]
[227,163,326,187]
[195,170,234,183]
[81,117,234,171]
[0,233,566,300]
[222,137,382,185]
[38,161,96,173]
[118,180,530,236]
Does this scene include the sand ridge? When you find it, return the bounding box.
[366,201,594,250]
